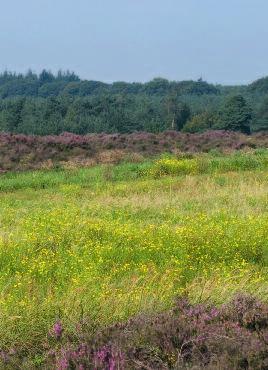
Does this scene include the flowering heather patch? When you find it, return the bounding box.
[0,130,267,171]
[42,295,268,369]
[52,321,64,340]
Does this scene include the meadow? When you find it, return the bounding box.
[0,150,268,368]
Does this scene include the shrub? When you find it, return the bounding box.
[40,295,268,370]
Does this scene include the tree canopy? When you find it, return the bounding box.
[219,95,252,134]
[0,70,267,135]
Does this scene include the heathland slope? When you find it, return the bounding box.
[0,130,268,172]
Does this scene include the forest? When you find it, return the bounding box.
[0,70,268,135]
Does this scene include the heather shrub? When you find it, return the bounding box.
[39,295,268,369]
[0,131,268,171]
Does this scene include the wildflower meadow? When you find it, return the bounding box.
[0,149,268,368]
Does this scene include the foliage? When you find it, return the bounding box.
[219,95,252,134]
[164,94,191,130]
[182,111,218,133]
[248,76,268,94]
[0,71,267,134]
[0,72,219,99]
[253,95,268,131]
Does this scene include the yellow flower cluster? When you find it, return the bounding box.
[0,153,267,350]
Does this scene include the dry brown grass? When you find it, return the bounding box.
[90,171,268,218]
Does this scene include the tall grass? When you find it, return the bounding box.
[148,150,268,177]
[0,150,267,366]
[0,149,268,192]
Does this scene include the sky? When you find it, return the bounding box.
[0,0,268,85]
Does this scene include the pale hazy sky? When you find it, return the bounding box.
[0,0,267,84]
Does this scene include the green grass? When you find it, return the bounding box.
[0,149,268,361]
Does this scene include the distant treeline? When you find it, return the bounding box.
[0,70,268,135]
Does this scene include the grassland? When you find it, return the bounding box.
[0,150,268,368]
